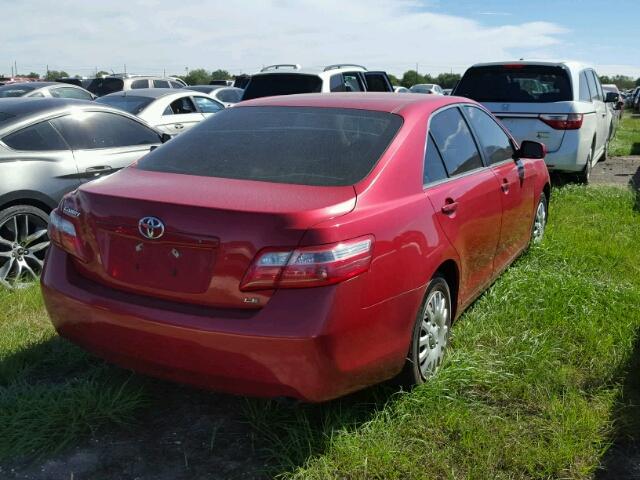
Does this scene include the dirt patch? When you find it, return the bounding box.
[591,155,640,187]
[0,381,271,480]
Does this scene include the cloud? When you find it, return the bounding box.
[0,0,569,77]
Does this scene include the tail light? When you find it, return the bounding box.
[49,209,89,262]
[539,114,583,130]
[241,235,374,291]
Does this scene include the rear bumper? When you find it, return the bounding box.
[544,129,593,173]
[41,245,418,402]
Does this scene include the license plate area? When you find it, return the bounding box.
[106,235,215,294]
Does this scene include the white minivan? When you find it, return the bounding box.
[453,61,619,183]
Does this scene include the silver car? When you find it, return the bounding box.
[185,86,244,107]
[0,82,95,100]
[0,98,168,287]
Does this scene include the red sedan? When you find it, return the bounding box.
[41,93,550,402]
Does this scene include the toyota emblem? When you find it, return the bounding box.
[138,216,165,240]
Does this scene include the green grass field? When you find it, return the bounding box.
[1,185,639,479]
[610,111,640,156]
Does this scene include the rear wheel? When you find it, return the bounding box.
[530,193,548,244]
[398,276,452,387]
[0,205,50,289]
[577,148,593,184]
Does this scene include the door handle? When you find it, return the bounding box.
[85,165,113,174]
[441,198,458,215]
[174,123,184,129]
[501,178,510,193]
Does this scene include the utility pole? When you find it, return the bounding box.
[415,62,419,85]
[14,60,17,77]
[124,64,127,75]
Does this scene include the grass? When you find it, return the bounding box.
[1,185,639,479]
[0,286,149,460]
[610,110,640,156]
[243,185,640,479]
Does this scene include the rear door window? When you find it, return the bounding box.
[364,72,392,92]
[153,79,170,88]
[2,121,68,151]
[169,81,183,88]
[343,72,364,92]
[429,107,483,176]
[193,96,223,113]
[216,89,242,103]
[423,134,448,184]
[586,71,600,101]
[242,74,322,100]
[454,64,572,103]
[462,106,514,165]
[165,97,198,115]
[51,112,160,150]
[131,79,149,89]
[137,106,403,186]
[579,71,592,101]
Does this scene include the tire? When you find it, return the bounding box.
[577,147,593,184]
[530,193,548,245]
[0,205,50,289]
[599,137,609,163]
[398,276,452,387]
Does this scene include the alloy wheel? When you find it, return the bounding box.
[418,289,450,378]
[532,197,547,243]
[0,213,50,288]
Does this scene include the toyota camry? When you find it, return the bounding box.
[41,93,550,402]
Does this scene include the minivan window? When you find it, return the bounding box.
[589,71,603,101]
[579,72,591,101]
[131,79,149,89]
[137,106,403,187]
[243,74,322,100]
[463,106,514,165]
[585,71,599,101]
[454,65,572,103]
[429,107,483,176]
[154,80,170,88]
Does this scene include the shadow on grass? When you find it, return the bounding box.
[632,143,640,156]
[596,331,640,480]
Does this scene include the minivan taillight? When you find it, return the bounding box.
[49,210,88,262]
[240,235,374,291]
[539,114,583,130]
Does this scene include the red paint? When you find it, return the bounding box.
[41,93,550,402]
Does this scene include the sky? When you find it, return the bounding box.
[1,0,639,79]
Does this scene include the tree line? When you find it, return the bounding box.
[7,69,640,91]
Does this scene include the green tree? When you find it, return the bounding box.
[44,70,69,80]
[97,70,110,77]
[387,73,399,86]
[435,73,461,89]
[210,69,231,81]
[183,68,211,85]
[26,72,40,79]
[400,70,424,88]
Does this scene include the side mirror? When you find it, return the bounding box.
[605,92,619,103]
[515,140,546,160]
[160,133,172,143]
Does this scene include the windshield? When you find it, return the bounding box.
[137,106,403,187]
[85,78,124,97]
[454,65,572,103]
[96,95,154,114]
[242,74,323,100]
[0,84,35,97]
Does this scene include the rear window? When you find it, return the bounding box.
[242,74,323,100]
[137,106,403,186]
[96,95,154,114]
[0,84,35,97]
[454,65,572,103]
[85,78,124,97]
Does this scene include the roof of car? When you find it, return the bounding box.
[237,92,465,115]
[101,88,191,99]
[0,97,95,116]
[467,60,592,72]
[0,81,61,90]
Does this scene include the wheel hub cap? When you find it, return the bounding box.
[418,290,450,378]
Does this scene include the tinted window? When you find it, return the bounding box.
[165,97,198,115]
[131,79,149,89]
[454,65,572,103]
[216,89,242,103]
[330,74,344,92]
[463,106,514,165]
[3,121,68,151]
[579,72,591,101]
[424,134,448,184]
[138,106,403,187]
[430,107,483,176]
[243,74,323,100]
[0,84,35,97]
[365,73,390,92]
[194,96,223,113]
[343,73,363,92]
[50,87,93,100]
[169,81,183,89]
[585,71,599,101]
[85,78,124,96]
[153,79,170,88]
[96,95,154,114]
[51,112,159,150]
[590,71,603,100]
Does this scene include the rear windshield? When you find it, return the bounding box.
[242,74,323,100]
[454,65,572,103]
[96,95,154,114]
[0,84,35,97]
[137,106,403,186]
[85,78,124,97]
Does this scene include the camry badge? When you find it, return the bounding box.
[138,216,165,240]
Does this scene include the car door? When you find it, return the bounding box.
[192,95,224,119]
[588,70,608,155]
[424,106,503,305]
[50,111,162,183]
[462,105,535,271]
[156,96,205,135]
